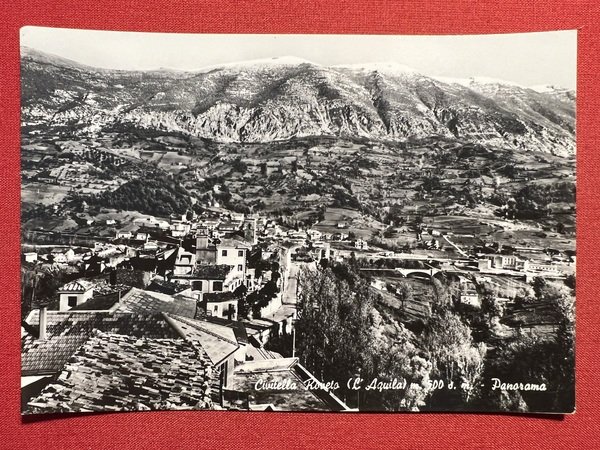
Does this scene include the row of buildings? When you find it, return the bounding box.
[22,209,353,414]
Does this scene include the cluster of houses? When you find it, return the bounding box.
[21,198,576,414]
[475,251,575,279]
[21,209,353,414]
[22,300,350,413]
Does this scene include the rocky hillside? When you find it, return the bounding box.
[21,47,575,156]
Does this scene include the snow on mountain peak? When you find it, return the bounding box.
[433,75,524,89]
[530,84,559,93]
[197,56,317,72]
[334,61,420,75]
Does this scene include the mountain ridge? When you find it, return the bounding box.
[21,47,575,156]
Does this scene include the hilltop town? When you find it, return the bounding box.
[21,170,575,412]
[20,46,576,414]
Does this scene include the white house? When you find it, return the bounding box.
[204,291,239,320]
[216,239,250,280]
[173,264,242,295]
[488,254,518,269]
[58,280,94,311]
[171,222,191,238]
[50,248,75,264]
[134,232,149,242]
[458,276,480,308]
[23,252,38,263]
[354,239,369,250]
[116,230,133,239]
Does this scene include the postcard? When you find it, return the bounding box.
[20,27,576,414]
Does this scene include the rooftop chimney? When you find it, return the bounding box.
[109,269,117,286]
[38,305,48,340]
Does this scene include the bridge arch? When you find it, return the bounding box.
[394,268,441,278]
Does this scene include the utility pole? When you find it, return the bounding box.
[291,316,296,358]
[291,309,299,358]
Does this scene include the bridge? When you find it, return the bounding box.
[359,263,444,278]
[394,267,441,278]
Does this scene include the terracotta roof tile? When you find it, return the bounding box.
[191,264,233,280]
[204,291,236,303]
[114,288,197,318]
[165,314,239,365]
[25,332,217,414]
[58,280,94,293]
[22,311,180,376]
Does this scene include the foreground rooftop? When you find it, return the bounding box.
[26,331,217,414]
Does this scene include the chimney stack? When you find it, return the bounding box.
[109,268,117,286]
[38,305,48,340]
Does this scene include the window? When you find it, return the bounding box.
[192,281,203,291]
[214,305,218,312]
[238,250,244,257]
[67,296,78,307]
[225,304,236,318]
[238,264,243,272]
[221,249,228,257]
[213,281,223,292]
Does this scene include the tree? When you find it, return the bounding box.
[564,274,576,290]
[231,158,247,174]
[296,264,434,411]
[479,281,504,332]
[421,308,487,406]
[233,284,249,318]
[296,267,374,388]
[244,280,280,319]
[396,281,413,311]
[364,310,433,411]
[481,280,575,413]
[431,277,451,306]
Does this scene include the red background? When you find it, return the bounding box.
[1,1,599,448]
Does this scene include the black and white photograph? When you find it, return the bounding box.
[20,27,576,415]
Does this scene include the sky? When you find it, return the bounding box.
[20,27,577,89]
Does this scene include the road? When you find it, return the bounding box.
[283,262,300,306]
[259,247,302,325]
[442,235,469,258]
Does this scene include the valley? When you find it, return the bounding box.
[20,45,576,414]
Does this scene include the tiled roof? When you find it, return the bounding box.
[26,332,217,414]
[205,318,250,345]
[89,283,132,297]
[22,311,180,376]
[230,358,332,412]
[114,288,197,319]
[22,336,90,375]
[219,237,251,248]
[225,320,249,345]
[192,264,233,280]
[147,279,189,295]
[218,221,242,230]
[58,280,94,293]
[166,314,239,366]
[204,291,236,303]
[69,292,124,312]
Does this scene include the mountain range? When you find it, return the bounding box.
[21,47,575,156]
